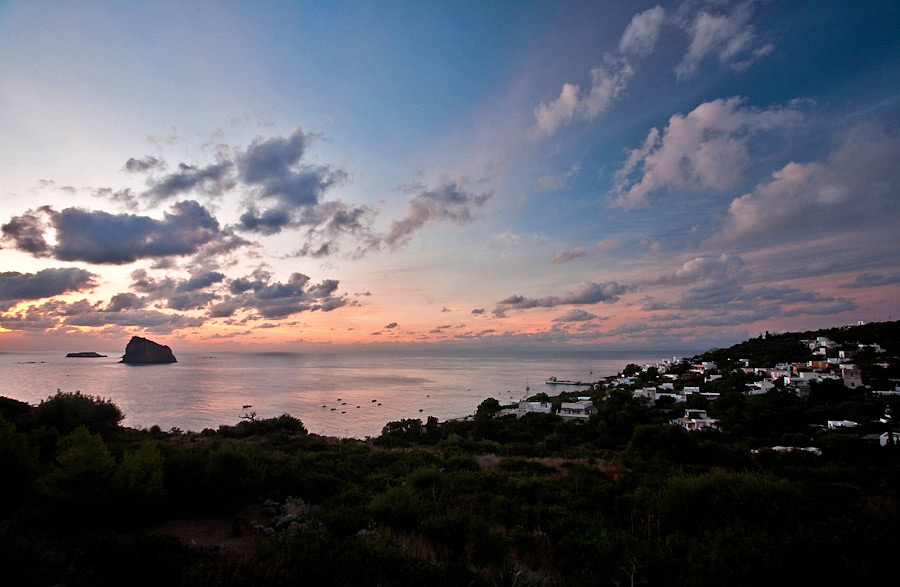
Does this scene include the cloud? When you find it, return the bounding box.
[493,280,627,317]
[611,97,803,208]
[0,268,98,311]
[105,292,146,312]
[1,206,53,255]
[63,307,206,332]
[126,269,223,311]
[675,1,773,80]
[52,200,223,264]
[471,308,485,315]
[637,254,859,319]
[176,271,226,292]
[534,56,634,136]
[238,207,291,235]
[533,2,775,137]
[782,298,857,317]
[124,156,162,173]
[4,202,230,265]
[235,128,348,235]
[384,322,398,329]
[551,248,587,264]
[649,254,747,287]
[144,161,235,204]
[840,273,900,289]
[209,270,350,320]
[715,122,900,245]
[552,308,597,322]
[619,5,667,58]
[384,181,493,248]
[128,266,341,319]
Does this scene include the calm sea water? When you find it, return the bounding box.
[0,348,695,438]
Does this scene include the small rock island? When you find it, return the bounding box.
[120,336,177,364]
[65,351,108,358]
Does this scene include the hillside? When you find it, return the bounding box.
[1,322,899,586]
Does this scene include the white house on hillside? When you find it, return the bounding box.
[558,400,597,421]
[673,409,719,431]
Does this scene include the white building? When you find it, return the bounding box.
[558,400,597,421]
[499,401,552,418]
[673,409,719,431]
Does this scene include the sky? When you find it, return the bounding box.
[1,0,899,352]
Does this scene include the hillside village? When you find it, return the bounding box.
[499,321,899,446]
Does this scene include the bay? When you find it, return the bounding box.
[0,348,697,438]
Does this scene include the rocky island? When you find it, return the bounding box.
[65,351,107,358]
[120,336,177,364]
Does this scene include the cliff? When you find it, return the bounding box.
[120,336,177,364]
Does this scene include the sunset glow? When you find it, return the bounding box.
[1,1,899,352]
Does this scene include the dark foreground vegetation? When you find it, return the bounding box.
[2,323,900,586]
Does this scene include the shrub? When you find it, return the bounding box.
[28,391,123,436]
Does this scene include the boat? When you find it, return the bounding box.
[545,376,586,385]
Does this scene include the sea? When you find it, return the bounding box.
[0,348,698,439]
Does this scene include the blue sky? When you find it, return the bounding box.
[1,0,899,351]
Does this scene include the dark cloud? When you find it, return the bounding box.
[493,281,627,317]
[238,129,308,186]
[471,308,485,315]
[190,229,252,263]
[63,308,205,332]
[782,298,858,317]
[238,207,292,234]
[212,271,350,320]
[234,128,349,236]
[552,309,597,322]
[385,181,493,248]
[166,291,218,311]
[289,242,332,258]
[105,292,146,312]
[124,156,162,173]
[176,271,225,292]
[53,200,222,264]
[384,322,398,329]
[144,161,235,203]
[0,267,98,311]
[126,269,222,312]
[1,207,53,255]
[93,187,139,209]
[839,272,900,289]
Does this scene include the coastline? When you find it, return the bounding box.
[0,348,698,439]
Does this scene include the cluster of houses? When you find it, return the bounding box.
[498,398,598,421]
[492,333,898,445]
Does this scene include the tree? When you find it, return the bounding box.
[113,438,165,517]
[0,416,37,499]
[45,425,116,515]
[29,391,123,436]
[476,397,502,418]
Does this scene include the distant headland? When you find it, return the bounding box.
[65,351,107,358]
[120,336,177,364]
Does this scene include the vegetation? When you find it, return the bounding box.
[1,322,899,585]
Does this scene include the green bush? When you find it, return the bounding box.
[28,391,123,436]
